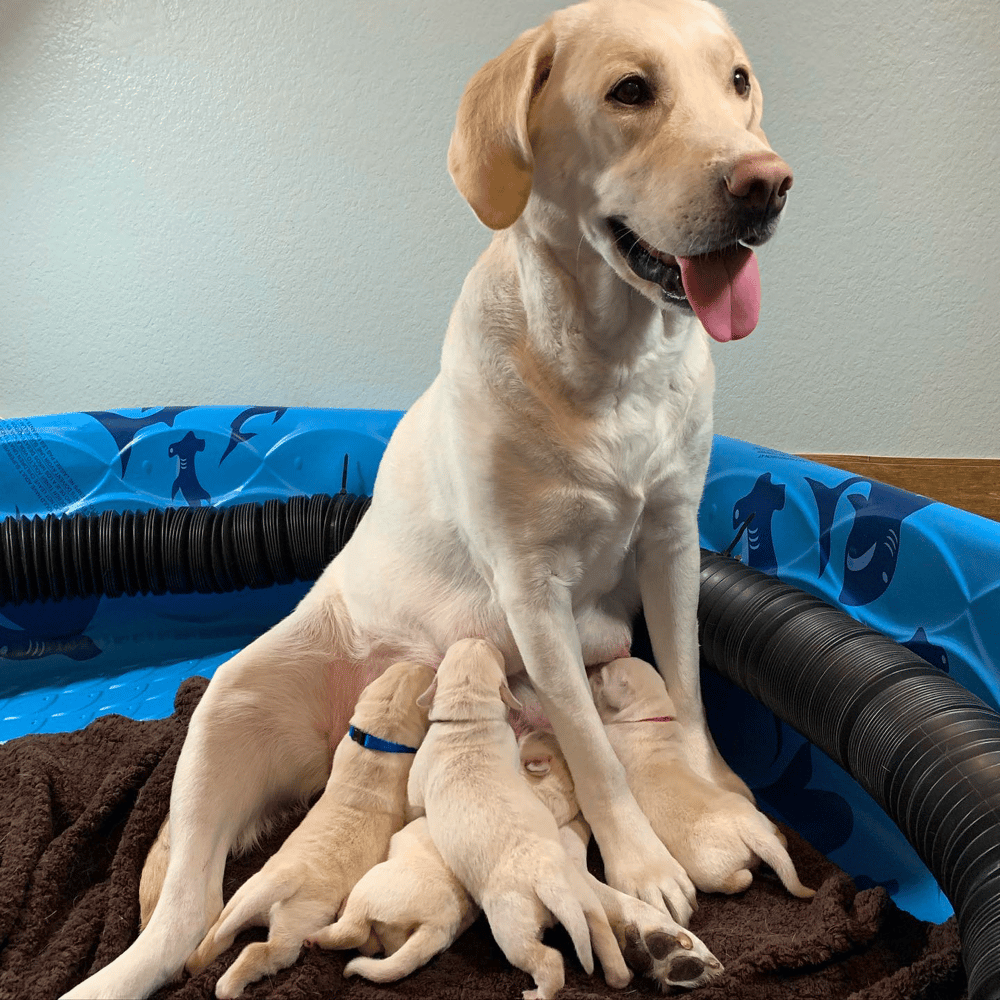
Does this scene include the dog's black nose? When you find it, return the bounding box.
[725,151,793,216]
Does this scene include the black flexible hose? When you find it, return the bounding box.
[0,500,996,996]
[0,492,370,605]
[699,548,999,1000]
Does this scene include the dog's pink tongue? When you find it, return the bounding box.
[676,245,761,343]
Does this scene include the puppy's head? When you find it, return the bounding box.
[353,659,438,749]
[519,729,579,826]
[589,656,675,723]
[418,638,521,722]
[448,0,792,336]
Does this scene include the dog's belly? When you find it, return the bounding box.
[329,512,639,674]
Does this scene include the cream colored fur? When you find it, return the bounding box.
[591,658,815,898]
[408,639,631,999]
[300,729,587,985]
[63,2,791,995]
[184,660,434,998]
[520,729,724,990]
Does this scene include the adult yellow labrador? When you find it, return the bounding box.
[64,0,791,995]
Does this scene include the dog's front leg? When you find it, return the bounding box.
[638,508,753,801]
[498,570,695,924]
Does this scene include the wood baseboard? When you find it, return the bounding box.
[798,455,1000,523]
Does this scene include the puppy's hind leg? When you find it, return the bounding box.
[62,605,357,1000]
[306,910,374,953]
[215,896,338,999]
[343,925,455,983]
[484,896,564,1000]
[185,870,300,975]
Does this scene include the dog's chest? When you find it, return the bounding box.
[575,397,686,511]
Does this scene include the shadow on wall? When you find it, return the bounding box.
[0,0,38,46]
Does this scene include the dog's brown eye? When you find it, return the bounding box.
[608,75,652,106]
[733,68,750,97]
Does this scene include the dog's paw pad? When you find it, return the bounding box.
[666,955,707,984]
[645,930,679,961]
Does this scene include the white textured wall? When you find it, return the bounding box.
[2,0,997,456]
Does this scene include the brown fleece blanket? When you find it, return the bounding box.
[0,677,966,1000]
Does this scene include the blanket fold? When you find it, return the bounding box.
[0,677,966,1000]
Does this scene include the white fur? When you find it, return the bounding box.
[408,639,631,999]
[591,658,815,898]
[62,2,790,995]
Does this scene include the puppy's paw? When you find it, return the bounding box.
[617,924,723,991]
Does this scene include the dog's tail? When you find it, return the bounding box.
[343,925,455,983]
[745,824,815,899]
[535,865,595,975]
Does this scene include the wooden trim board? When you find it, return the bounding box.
[798,455,1000,523]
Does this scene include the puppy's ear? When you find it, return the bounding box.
[592,666,632,712]
[416,676,438,709]
[500,681,524,711]
[448,21,556,230]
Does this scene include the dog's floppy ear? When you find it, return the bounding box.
[500,680,524,711]
[416,676,438,709]
[448,21,556,230]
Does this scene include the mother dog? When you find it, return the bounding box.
[64,0,791,995]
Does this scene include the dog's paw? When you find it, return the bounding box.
[616,923,723,991]
[602,835,696,926]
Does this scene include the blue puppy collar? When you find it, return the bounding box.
[348,725,418,754]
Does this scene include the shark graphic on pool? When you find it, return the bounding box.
[806,476,934,607]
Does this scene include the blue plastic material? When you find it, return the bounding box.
[2,410,998,928]
[698,435,1000,924]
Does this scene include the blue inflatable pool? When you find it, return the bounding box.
[2,406,998,937]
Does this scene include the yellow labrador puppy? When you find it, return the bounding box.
[408,639,631,999]
[520,730,725,991]
[591,658,815,898]
[64,1,792,995]
[303,815,478,983]
[184,660,434,998]
[301,731,585,984]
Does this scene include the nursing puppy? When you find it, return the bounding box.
[304,726,616,986]
[64,1,794,993]
[591,658,815,898]
[304,815,479,982]
[408,638,631,999]
[520,730,724,991]
[185,660,435,998]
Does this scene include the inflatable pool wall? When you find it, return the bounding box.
[2,407,999,934]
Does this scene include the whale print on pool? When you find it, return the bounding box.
[902,627,950,673]
[169,431,211,506]
[806,476,933,607]
[732,473,786,573]
[0,595,101,664]
[86,407,194,476]
[219,406,288,464]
